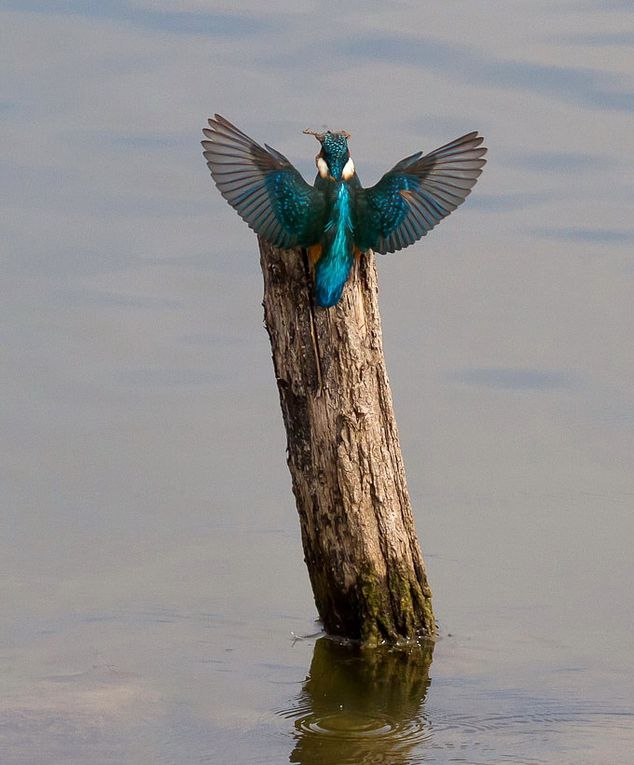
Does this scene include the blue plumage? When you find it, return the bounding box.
[202,116,487,307]
[315,183,354,307]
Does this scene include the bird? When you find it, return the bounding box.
[202,115,486,308]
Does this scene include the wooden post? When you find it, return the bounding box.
[259,238,434,645]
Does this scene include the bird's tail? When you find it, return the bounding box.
[314,184,355,307]
[314,238,354,307]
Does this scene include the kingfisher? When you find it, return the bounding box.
[202,115,486,307]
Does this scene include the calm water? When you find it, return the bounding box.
[2,2,633,763]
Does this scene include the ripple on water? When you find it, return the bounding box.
[277,702,434,765]
[276,637,435,762]
[427,703,634,736]
[279,692,634,765]
[294,709,432,744]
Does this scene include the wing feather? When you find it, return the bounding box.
[202,115,326,248]
[354,132,486,254]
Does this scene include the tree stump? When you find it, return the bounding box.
[259,238,434,645]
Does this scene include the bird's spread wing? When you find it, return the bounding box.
[354,132,487,254]
[202,115,326,249]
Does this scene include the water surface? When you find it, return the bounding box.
[2,1,633,763]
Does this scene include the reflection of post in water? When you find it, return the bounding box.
[286,637,434,765]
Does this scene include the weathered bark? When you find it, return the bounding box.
[259,237,434,645]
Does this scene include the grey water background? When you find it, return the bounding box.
[2,1,633,763]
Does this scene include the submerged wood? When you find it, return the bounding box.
[259,237,434,644]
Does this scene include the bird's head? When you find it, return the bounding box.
[304,128,354,181]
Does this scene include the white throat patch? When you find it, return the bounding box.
[342,156,355,180]
[316,156,330,179]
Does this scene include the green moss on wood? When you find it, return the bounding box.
[356,564,434,646]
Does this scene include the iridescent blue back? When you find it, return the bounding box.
[315,183,354,307]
